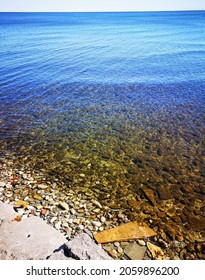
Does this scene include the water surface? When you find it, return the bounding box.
[0,11,204,230]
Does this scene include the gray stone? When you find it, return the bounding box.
[64,233,112,260]
[124,243,146,260]
[0,201,67,260]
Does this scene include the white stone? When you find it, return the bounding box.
[59,202,69,211]
[50,217,57,224]
[100,216,106,223]
[67,218,73,224]
[91,221,102,227]
[62,222,69,228]
[70,209,76,215]
[73,218,81,224]
[78,224,84,230]
[138,240,146,246]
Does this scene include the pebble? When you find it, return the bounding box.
[70,209,76,215]
[138,240,146,246]
[67,218,73,224]
[59,202,69,211]
[38,184,49,189]
[50,217,57,224]
[91,221,102,227]
[73,218,81,224]
[62,222,69,228]
[100,216,106,223]
[117,247,124,254]
[93,208,101,213]
[4,191,13,198]
[78,224,84,230]
[93,200,102,208]
[33,194,43,201]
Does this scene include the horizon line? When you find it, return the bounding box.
[0,9,204,13]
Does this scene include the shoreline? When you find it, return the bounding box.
[0,152,204,260]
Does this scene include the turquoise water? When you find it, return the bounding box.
[0,12,204,222]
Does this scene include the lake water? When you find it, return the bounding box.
[0,11,204,230]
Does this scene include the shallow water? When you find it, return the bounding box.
[0,12,205,229]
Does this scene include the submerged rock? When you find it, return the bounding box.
[157,186,172,200]
[141,188,156,206]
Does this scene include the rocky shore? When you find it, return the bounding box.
[0,153,205,260]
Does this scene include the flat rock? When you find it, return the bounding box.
[64,233,112,260]
[124,243,146,260]
[94,222,156,243]
[0,201,67,260]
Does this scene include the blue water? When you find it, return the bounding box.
[0,12,205,219]
[0,11,205,86]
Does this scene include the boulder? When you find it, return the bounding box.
[0,201,67,260]
[64,233,112,260]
